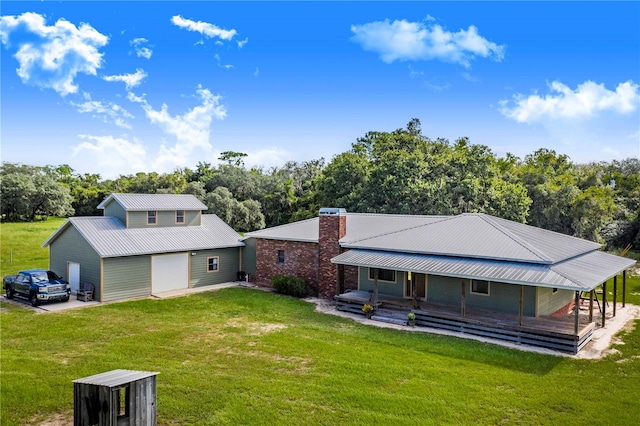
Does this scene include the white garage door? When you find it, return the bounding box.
[152,253,189,294]
[68,262,80,294]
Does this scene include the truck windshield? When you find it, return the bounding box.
[31,272,49,283]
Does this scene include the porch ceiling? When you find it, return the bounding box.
[331,249,635,292]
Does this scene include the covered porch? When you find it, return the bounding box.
[335,289,600,353]
[331,249,636,354]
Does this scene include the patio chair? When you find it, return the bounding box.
[77,282,95,302]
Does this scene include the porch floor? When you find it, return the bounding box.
[335,290,599,353]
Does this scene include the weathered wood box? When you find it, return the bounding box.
[73,369,159,426]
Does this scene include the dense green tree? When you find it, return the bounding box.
[0,163,74,221]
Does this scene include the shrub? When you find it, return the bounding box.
[271,275,308,298]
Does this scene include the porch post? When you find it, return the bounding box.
[574,291,580,335]
[623,270,627,307]
[589,290,594,322]
[373,268,379,307]
[460,280,466,318]
[518,285,524,327]
[410,273,418,310]
[335,264,341,297]
[601,281,607,328]
[613,275,617,317]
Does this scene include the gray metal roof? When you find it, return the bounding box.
[343,213,601,264]
[246,212,600,265]
[73,369,159,387]
[97,193,207,211]
[43,215,244,257]
[331,249,636,291]
[244,213,446,244]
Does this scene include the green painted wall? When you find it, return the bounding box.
[49,225,101,297]
[126,210,201,228]
[537,287,574,316]
[102,255,151,302]
[189,248,241,287]
[358,267,404,297]
[103,201,126,224]
[241,238,257,275]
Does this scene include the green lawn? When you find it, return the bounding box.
[1,220,640,425]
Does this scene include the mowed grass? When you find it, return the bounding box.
[1,219,640,425]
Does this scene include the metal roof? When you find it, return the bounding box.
[343,213,601,264]
[97,193,207,211]
[244,213,446,243]
[43,215,244,257]
[246,212,600,265]
[73,369,159,387]
[331,249,636,292]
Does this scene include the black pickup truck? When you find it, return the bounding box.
[3,269,70,306]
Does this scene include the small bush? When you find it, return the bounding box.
[271,275,308,298]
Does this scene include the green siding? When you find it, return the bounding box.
[358,267,404,297]
[537,287,574,316]
[49,225,101,296]
[190,248,241,287]
[241,238,257,275]
[103,201,126,224]
[126,210,201,228]
[102,256,151,302]
[427,275,537,316]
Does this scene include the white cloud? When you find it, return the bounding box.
[254,67,260,77]
[500,80,640,123]
[73,134,148,178]
[0,12,108,95]
[71,95,134,129]
[237,37,248,48]
[128,85,227,171]
[130,37,152,59]
[171,15,237,40]
[244,147,293,170]
[351,18,504,67]
[103,68,147,90]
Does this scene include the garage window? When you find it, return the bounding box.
[176,210,185,224]
[207,256,219,272]
[147,211,157,225]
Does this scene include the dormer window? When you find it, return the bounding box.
[176,210,185,224]
[147,211,157,225]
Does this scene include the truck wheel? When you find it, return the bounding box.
[29,292,39,307]
[6,286,15,299]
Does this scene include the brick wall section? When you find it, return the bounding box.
[343,264,359,291]
[318,214,346,298]
[255,238,319,294]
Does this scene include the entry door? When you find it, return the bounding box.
[405,273,427,299]
[152,253,189,293]
[68,262,80,294]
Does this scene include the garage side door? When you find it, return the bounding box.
[152,253,189,294]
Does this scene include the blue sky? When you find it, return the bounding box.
[1,1,639,179]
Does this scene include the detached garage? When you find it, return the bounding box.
[42,193,245,303]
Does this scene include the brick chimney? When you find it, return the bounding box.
[318,208,346,298]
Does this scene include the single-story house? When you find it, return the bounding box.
[43,193,245,302]
[244,208,636,352]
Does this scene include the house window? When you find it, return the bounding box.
[369,268,396,282]
[147,211,157,225]
[471,279,490,295]
[176,210,185,224]
[277,250,285,264]
[207,257,219,272]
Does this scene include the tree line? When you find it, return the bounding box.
[1,119,638,250]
